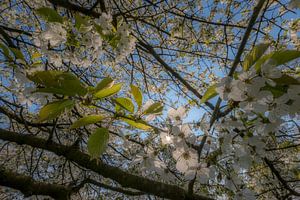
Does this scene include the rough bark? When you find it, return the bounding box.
[0,128,213,200]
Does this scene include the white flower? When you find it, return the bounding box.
[197,165,211,184]
[254,118,282,135]
[268,94,290,122]
[238,69,256,82]
[47,52,62,67]
[98,13,113,34]
[40,22,67,47]
[240,81,272,113]
[172,146,198,173]
[15,70,30,85]
[230,80,247,101]
[160,131,174,145]
[172,124,192,138]
[248,136,266,155]
[82,31,102,50]
[216,77,246,101]
[168,106,187,123]
[216,77,233,101]
[131,147,164,173]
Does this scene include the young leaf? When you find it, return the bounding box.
[261,85,287,98]
[70,115,104,129]
[254,50,300,71]
[120,117,152,130]
[201,84,217,103]
[268,50,300,66]
[243,43,270,71]
[29,71,87,96]
[10,48,25,61]
[75,13,90,32]
[36,7,63,23]
[94,77,114,92]
[38,99,75,122]
[115,98,135,113]
[143,102,163,115]
[0,43,12,60]
[94,83,123,99]
[272,74,300,85]
[130,85,143,108]
[87,128,109,159]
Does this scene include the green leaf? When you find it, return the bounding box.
[94,83,123,99]
[130,85,143,108]
[272,74,300,85]
[38,99,75,122]
[36,7,63,23]
[94,77,114,92]
[29,71,87,96]
[120,117,152,130]
[108,34,121,49]
[70,115,104,129]
[201,84,217,103]
[75,13,90,32]
[32,52,42,60]
[94,24,120,48]
[243,43,270,71]
[254,50,300,71]
[269,50,300,66]
[10,48,25,61]
[0,43,12,60]
[115,98,134,113]
[261,85,287,98]
[87,128,109,159]
[143,102,163,115]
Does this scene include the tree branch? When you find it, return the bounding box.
[0,128,213,200]
[264,158,300,197]
[0,168,72,200]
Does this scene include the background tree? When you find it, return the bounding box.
[0,0,299,199]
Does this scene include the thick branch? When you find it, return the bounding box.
[137,40,215,111]
[76,178,144,196]
[0,128,213,200]
[0,169,72,200]
[264,158,300,197]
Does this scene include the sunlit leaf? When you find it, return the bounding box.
[115,98,135,113]
[120,117,152,130]
[94,77,114,92]
[201,84,217,103]
[94,83,123,99]
[254,50,300,71]
[130,84,143,108]
[70,115,104,129]
[143,102,163,115]
[29,71,87,96]
[38,99,75,122]
[87,128,109,159]
[243,43,270,71]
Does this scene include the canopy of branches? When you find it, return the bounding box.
[0,0,299,199]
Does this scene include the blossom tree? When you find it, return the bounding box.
[0,0,299,199]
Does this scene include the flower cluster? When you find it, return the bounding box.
[33,12,136,69]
